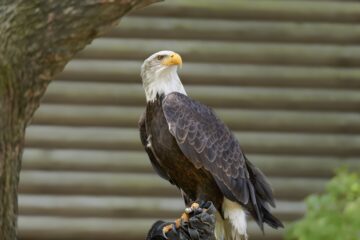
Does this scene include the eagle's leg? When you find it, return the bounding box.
[162,203,200,237]
[175,212,190,227]
[187,202,200,212]
[181,202,200,225]
[162,223,176,238]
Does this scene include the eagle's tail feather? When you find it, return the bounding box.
[262,206,284,229]
[215,198,248,240]
[223,219,247,240]
[245,158,284,230]
[215,216,247,240]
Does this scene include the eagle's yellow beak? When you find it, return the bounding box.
[162,53,182,67]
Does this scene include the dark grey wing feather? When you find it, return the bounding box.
[162,93,249,202]
[162,92,283,230]
[139,112,172,183]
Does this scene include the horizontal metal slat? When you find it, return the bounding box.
[19,171,326,200]
[19,195,304,221]
[44,82,360,111]
[25,126,360,155]
[32,105,142,128]
[76,38,360,67]
[22,149,360,178]
[19,171,178,197]
[32,104,360,133]
[18,216,284,240]
[107,17,360,44]
[57,60,360,89]
[134,0,360,23]
[22,149,152,173]
[19,195,184,219]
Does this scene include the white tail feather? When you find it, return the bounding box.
[215,198,248,240]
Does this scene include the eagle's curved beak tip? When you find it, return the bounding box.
[163,53,182,68]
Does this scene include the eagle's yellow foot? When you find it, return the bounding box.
[175,212,190,228]
[191,202,200,209]
[162,223,175,238]
[185,202,200,214]
[163,203,200,238]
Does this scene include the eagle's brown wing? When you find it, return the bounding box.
[139,112,172,183]
[162,92,281,230]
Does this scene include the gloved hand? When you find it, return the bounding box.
[146,201,216,240]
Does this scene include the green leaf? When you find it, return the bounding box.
[285,168,360,240]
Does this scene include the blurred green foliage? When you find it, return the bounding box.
[286,168,360,240]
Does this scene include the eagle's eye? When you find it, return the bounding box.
[157,55,166,61]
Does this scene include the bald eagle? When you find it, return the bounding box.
[139,51,283,240]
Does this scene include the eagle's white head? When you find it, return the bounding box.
[141,50,187,102]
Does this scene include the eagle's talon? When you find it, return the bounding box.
[185,202,201,214]
[162,224,174,239]
[191,202,200,210]
[191,202,201,212]
[171,224,178,234]
[184,207,192,214]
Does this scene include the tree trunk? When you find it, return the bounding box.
[0,1,160,239]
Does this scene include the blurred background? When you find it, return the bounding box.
[19,1,360,240]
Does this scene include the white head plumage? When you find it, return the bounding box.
[141,50,187,102]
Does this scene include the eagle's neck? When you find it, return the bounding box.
[142,67,187,102]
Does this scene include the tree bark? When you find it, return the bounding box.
[0,1,161,239]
